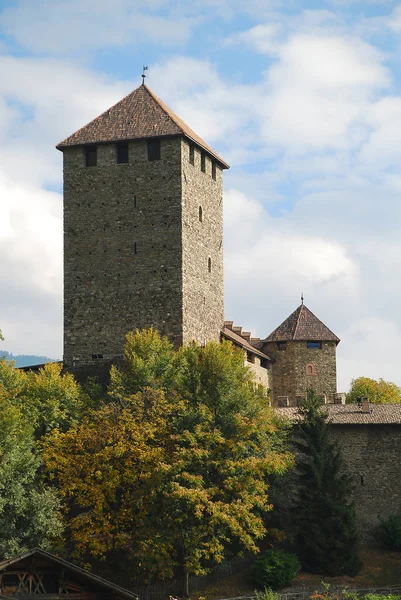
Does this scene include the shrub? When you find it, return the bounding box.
[379,514,401,550]
[254,589,281,600]
[251,549,300,590]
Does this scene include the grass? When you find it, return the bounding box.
[189,547,401,600]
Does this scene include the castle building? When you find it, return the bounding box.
[57,83,229,370]
[261,301,340,406]
[57,81,339,404]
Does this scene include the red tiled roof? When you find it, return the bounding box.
[277,404,401,425]
[221,327,272,362]
[56,84,229,168]
[265,304,340,343]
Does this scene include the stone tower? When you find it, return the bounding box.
[262,302,340,406]
[57,83,229,370]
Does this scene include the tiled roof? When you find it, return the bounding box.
[277,404,401,425]
[57,84,229,168]
[265,303,340,343]
[221,326,272,362]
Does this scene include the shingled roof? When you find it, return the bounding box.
[265,303,340,344]
[57,83,229,168]
[277,404,401,425]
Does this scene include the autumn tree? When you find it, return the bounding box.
[347,376,401,404]
[44,329,293,593]
[293,390,361,576]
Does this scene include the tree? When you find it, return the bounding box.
[347,376,401,404]
[293,390,361,576]
[0,395,62,557]
[44,330,293,593]
[0,359,86,438]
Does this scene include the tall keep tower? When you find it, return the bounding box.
[57,83,229,369]
[262,302,340,406]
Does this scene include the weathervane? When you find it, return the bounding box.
[301,293,304,305]
[142,66,148,85]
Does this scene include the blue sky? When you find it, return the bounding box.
[1,0,401,390]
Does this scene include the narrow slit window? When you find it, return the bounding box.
[201,152,206,173]
[134,195,137,208]
[208,257,212,273]
[212,162,216,180]
[85,146,97,167]
[189,144,195,165]
[148,139,161,161]
[199,206,203,222]
[117,142,129,164]
[134,242,137,255]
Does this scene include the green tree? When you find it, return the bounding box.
[45,330,293,593]
[0,395,62,557]
[0,359,85,437]
[347,377,401,404]
[293,390,361,576]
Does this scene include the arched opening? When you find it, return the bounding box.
[306,363,315,375]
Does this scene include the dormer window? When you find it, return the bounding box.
[307,341,322,349]
[85,146,97,167]
[148,139,161,161]
[117,142,129,164]
[201,152,206,173]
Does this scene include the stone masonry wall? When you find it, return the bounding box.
[63,137,184,367]
[264,341,337,406]
[246,356,271,389]
[181,140,224,344]
[330,424,401,542]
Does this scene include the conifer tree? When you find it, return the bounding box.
[293,390,362,576]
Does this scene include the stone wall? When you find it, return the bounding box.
[181,140,224,344]
[264,340,337,406]
[63,136,225,368]
[246,355,271,389]
[330,424,401,542]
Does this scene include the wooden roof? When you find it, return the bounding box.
[265,303,340,344]
[57,84,229,168]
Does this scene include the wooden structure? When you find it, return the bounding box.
[0,548,138,600]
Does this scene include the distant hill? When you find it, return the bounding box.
[0,351,57,368]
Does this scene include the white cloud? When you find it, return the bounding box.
[0,0,194,54]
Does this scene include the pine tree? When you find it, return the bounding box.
[293,390,362,576]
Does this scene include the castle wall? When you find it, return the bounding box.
[330,424,401,542]
[246,356,271,389]
[181,140,224,344]
[264,341,337,406]
[63,137,184,367]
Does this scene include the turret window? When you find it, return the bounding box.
[85,146,97,167]
[306,363,315,375]
[117,142,129,164]
[277,341,286,351]
[307,341,322,349]
[148,139,161,161]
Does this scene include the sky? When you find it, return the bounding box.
[1,0,401,391]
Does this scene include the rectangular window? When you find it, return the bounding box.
[201,152,206,173]
[246,352,255,364]
[117,142,129,164]
[307,341,322,349]
[277,341,287,351]
[85,146,97,167]
[189,144,195,165]
[212,161,216,180]
[148,139,161,161]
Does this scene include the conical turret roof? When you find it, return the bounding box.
[56,83,229,168]
[265,303,340,344]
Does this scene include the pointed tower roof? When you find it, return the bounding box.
[265,303,340,344]
[56,84,229,168]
